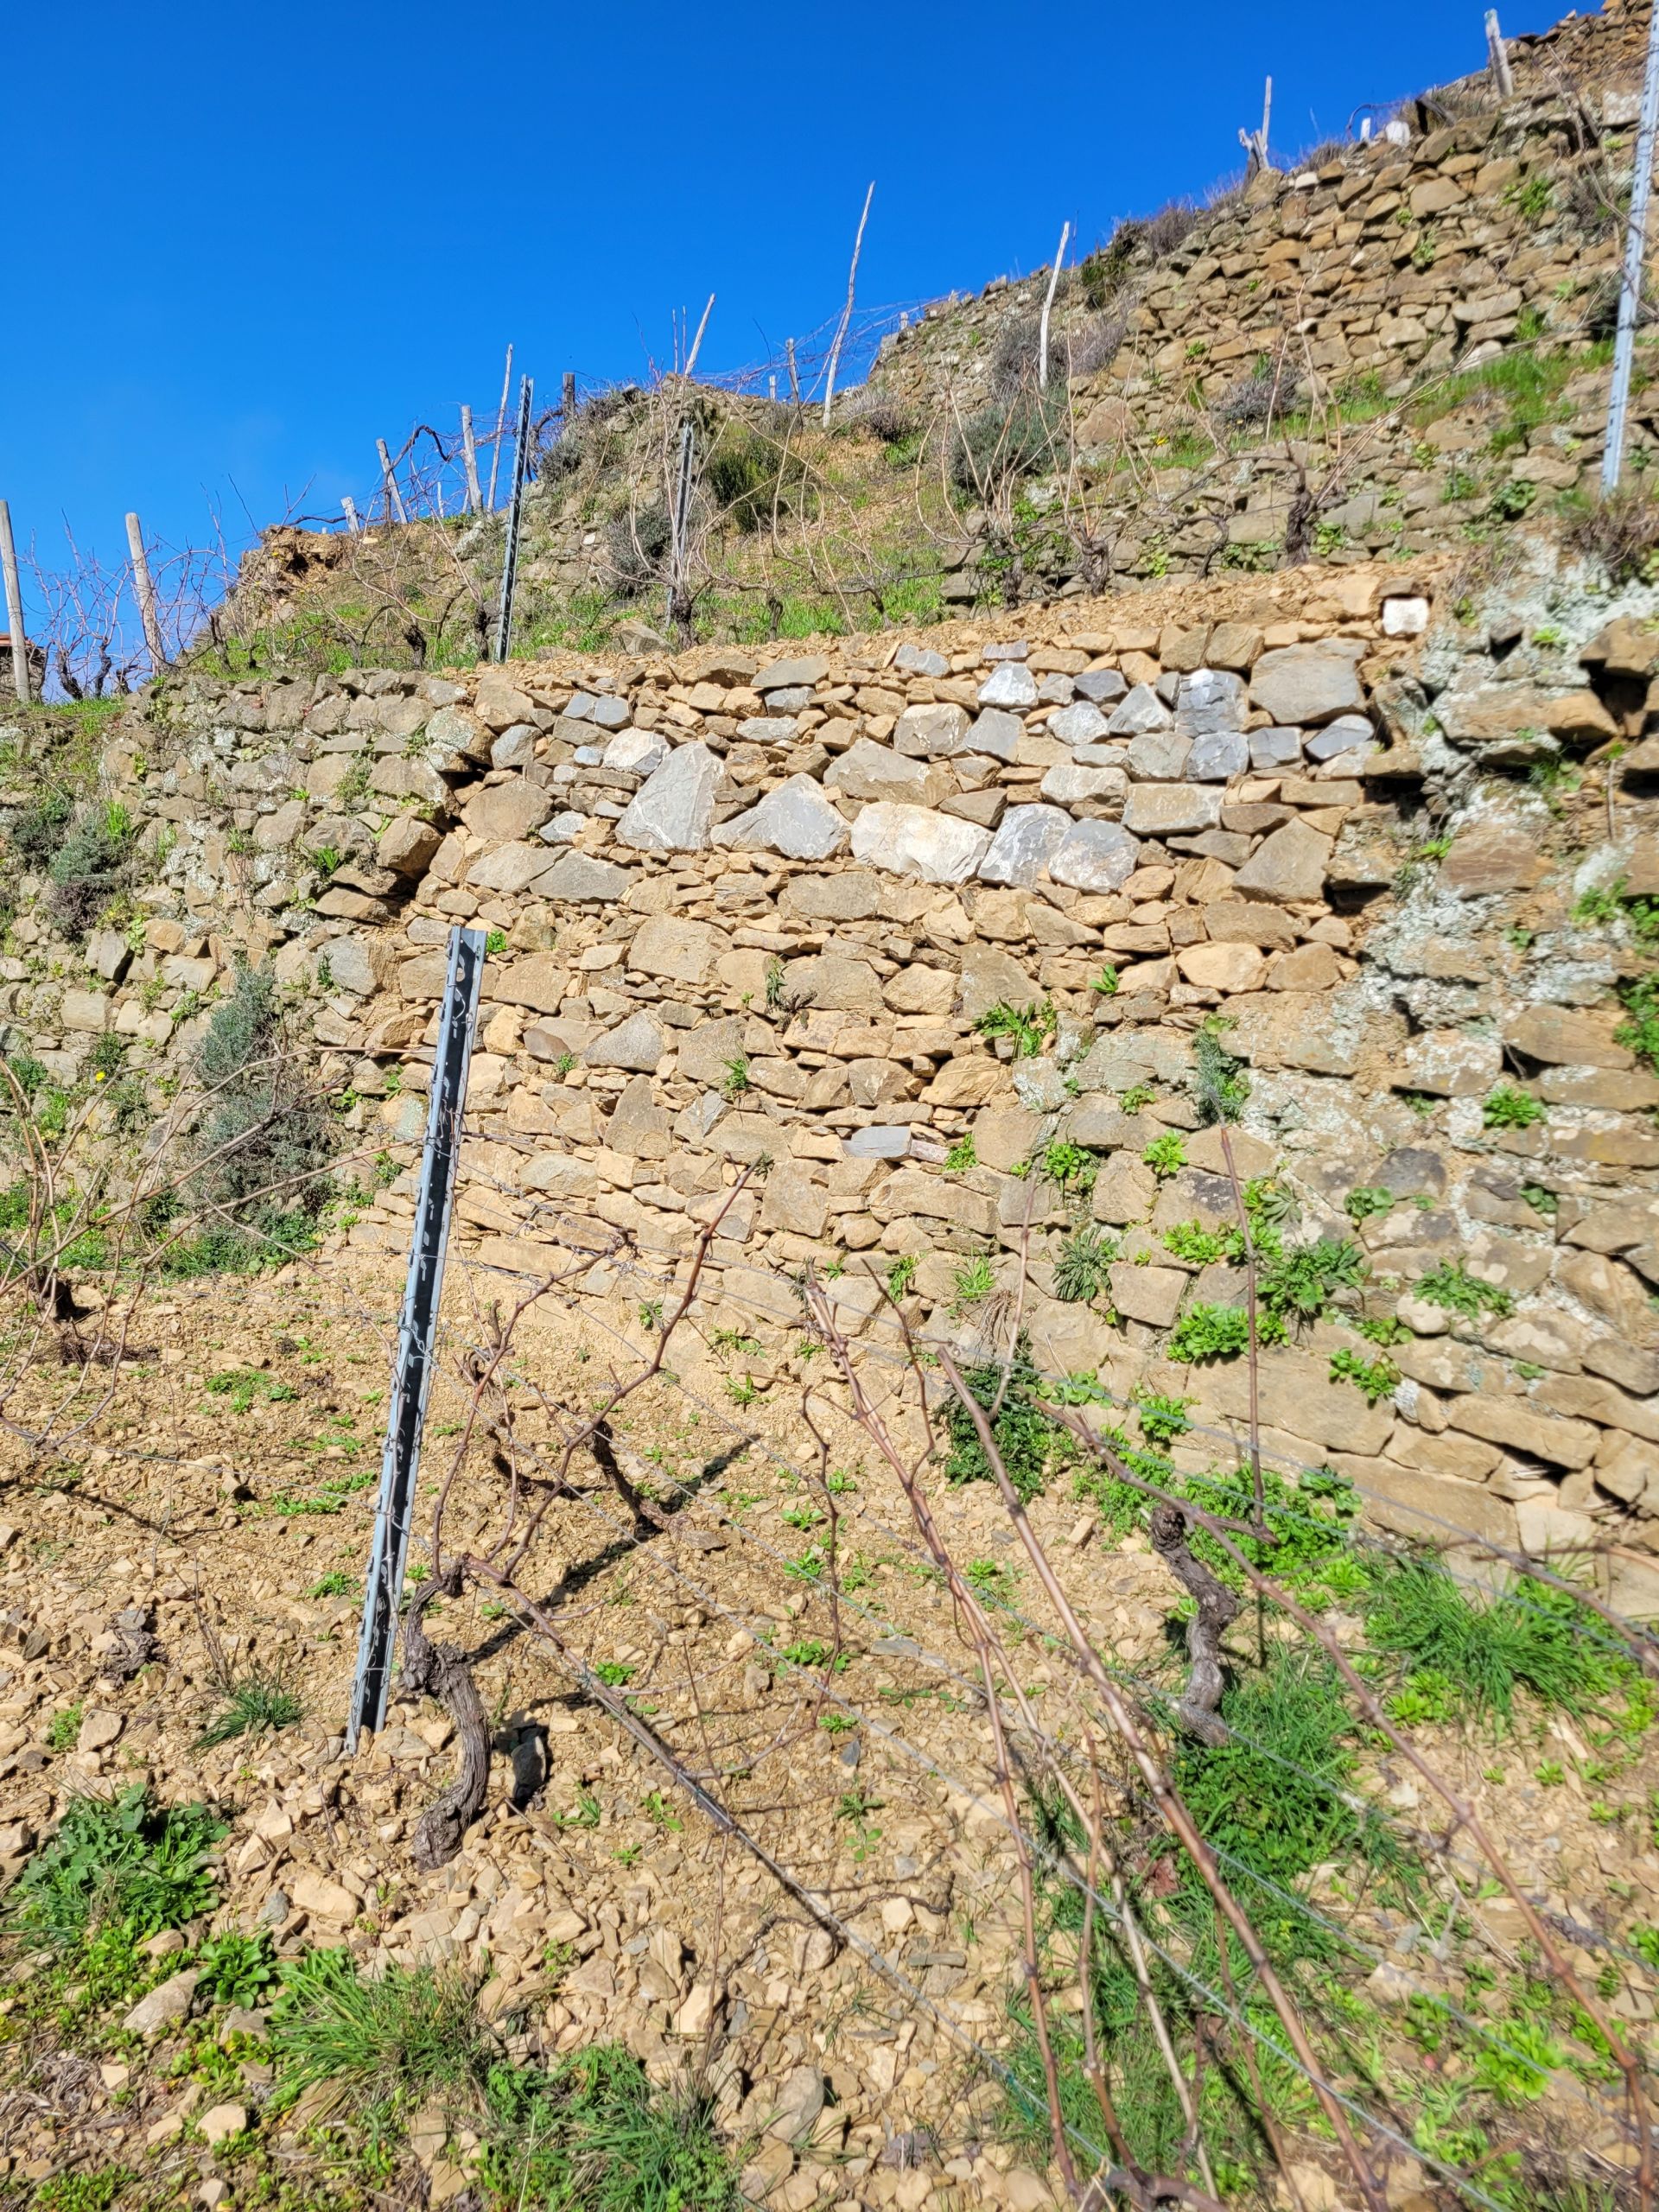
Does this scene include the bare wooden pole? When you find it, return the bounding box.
[341,495,361,535]
[823,181,875,426]
[486,342,514,512]
[459,404,482,514]
[376,439,409,525]
[1486,9,1515,98]
[683,293,715,383]
[0,501,30,705]
[1604,0,1659,489]
[785,337,800,405]
[1261,73,1273,157]
[124,512,164,674]
[561,370,577,417]
[1038,220,1071,393]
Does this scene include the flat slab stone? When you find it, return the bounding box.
[1122,784,1224,836]
[714,773,850,861]
[979,804,1071,887]
[1249,641,1366,726]
[1048,817,1141,892]
[537,851,633,902]
[978,663,1039,709]
[849,802,991,884]
[615,742,722,851]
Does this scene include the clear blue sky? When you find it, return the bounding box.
[5,0,1569,595]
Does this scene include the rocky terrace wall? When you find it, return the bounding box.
[16,553,1659,1611]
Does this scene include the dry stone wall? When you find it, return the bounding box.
[864,3,1658,586]
[15,550,1659,1610]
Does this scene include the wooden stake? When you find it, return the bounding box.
[823,181,875,426]
[1604,0,1659,488]
[1486,9,1515,98]
[562,370,577,417]
[460,404,482,513]
[786,337,800,405]
[0,500,30,704]
[1261,73,1273,157]
[124,512,164,673]
[684,293,715,381]
[341,495,361,535]
[486,342,513,511]
[377,439,409,525]
[493,375,534,662]
[1038,220,1071,393]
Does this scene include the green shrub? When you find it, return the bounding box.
[185,966,336,1266]
[1192,1018,1249,1122]
[11,1785,223,1946]
[942,1334,1071,1501]
[9,790,73,868]
[1162,1221,1230,1266]
[950,391,1068,498]
[1617,972,1659,1071]
[1172,1650,1402,1939]
[46,803,135,939]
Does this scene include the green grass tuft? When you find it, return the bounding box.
[195,1674,302,1750]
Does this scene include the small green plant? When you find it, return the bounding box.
[721,1056,751,1100]
[951,1254,997,1308]
[11,1785,224,1946]
[1192,1016,1249,1122]
[886,1254,918,1300]
[1052,1224,1116,1305]
[976,999,1058,1059]
[1142,1132,1186,1179]
[1042,1139,1096,1189]
[1522,1182,1559,1217]
[1258,1236,1367,1326]
[308,1570,355,1599]
[1344,1185,1395,1223]
[47,1701,85,1752]
[1166,1302,1250,1363]
[594,1661,634,1687]
[1135,1391,1192,1444]
[484,927,508,955]
[942,1334,1071,1502]
[1414,1260,1514,1321]
[944,1134,977,1172]
[1162,1220,1230,1265]
[1484,1082,1545,1129]
[1330,1346,1401,1404]
[1091,965,1120,996]
[1508,172,1554,222]
[195,1675,302,1750]
[1119,1083,1155,1112]
[765,956,789,1012]
[197,1928,278,2007]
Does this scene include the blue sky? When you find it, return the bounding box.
[6,0,1570,603]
